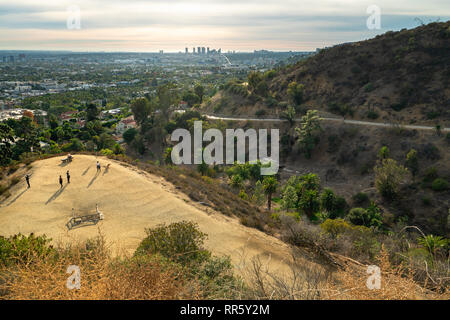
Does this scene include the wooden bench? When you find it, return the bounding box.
[61,156,73,164]
[66,209,104,230]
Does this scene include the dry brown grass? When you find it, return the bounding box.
[0,236,199,300]
[324,246,449,300]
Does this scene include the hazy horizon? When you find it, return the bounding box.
[0,0,449,52]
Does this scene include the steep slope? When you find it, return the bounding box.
[0,155,318,277]
[205,21,450,125]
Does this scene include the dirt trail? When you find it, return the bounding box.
[205,114,450,131]
[0,155,314,278]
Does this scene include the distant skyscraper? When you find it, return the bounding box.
[218,49,221,54]
[207,47,210,54]
[9,56,14,62]
[197,47,201,55]
[193,47,195,54]
[201,47,205,54]
[185,48,188,54]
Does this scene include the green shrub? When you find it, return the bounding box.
[431,178,448,191]
[100,148,114,156]
[320,218,353,239]
[134,221,210,266]
[347,203,382,229]
[352,192,369,206]
[374,158,409,200]
[0,233,54,267]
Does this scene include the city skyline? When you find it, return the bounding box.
[0,0,449,52]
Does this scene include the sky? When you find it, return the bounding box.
[0,0,449,52]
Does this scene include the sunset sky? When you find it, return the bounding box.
[0,0,449,52]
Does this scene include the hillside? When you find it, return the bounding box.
[204,21,450,125]
[0,155,318,278]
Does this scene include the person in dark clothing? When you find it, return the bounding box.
[96,161,101,172]
[59,175,63,188]
[66,170,71,183]
[25,174,30,188]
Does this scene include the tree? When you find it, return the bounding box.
[251,180,265,206]
[295,110,322,158]
[97,133,115,150]
[248,71,263,93]
[112,143,124,155]
[320,188,336,213]
[131,98,151,125]
[347,202,382,228]
[405,149,419,178]
[229,174,244,189]
[123,128,138,144]
[374,158,409,200]
[280,105,296,127]
[255,81,269,97]
[0,123,14,166]
[262,176,278,211]
[86,103,99,121]
[417,235,448,258]
[287,82,304,105]
[194,84,205,103]
[281,185,298,210]
[298,189,320,220]
[182,91,201,107]
[68,138,84,152]
[157,84,178,122]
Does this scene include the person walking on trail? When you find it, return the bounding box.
[66,170,71,184]
[59,175,63,188]
[25,174,30,188]
[97,161,101,172]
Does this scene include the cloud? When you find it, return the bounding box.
[0,0,448,51]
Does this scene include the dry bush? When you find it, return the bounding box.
[324,246,449,300]
[238,246,331,300]
[0,236,198,300]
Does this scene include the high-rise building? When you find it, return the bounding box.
[207,47,210,54]
[185,48,188,54]
[201,47,205,54]
[197,47,201,55]
[193,47,195,54]
[9,56,14,62]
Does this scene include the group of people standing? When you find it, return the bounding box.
[59,170,71,188]
[24,159,103,189]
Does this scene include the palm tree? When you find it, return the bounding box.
[418,235,448,258]
[280,105,296,127]
[262,176,278,211]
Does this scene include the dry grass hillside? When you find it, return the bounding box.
[0,155,321,279]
